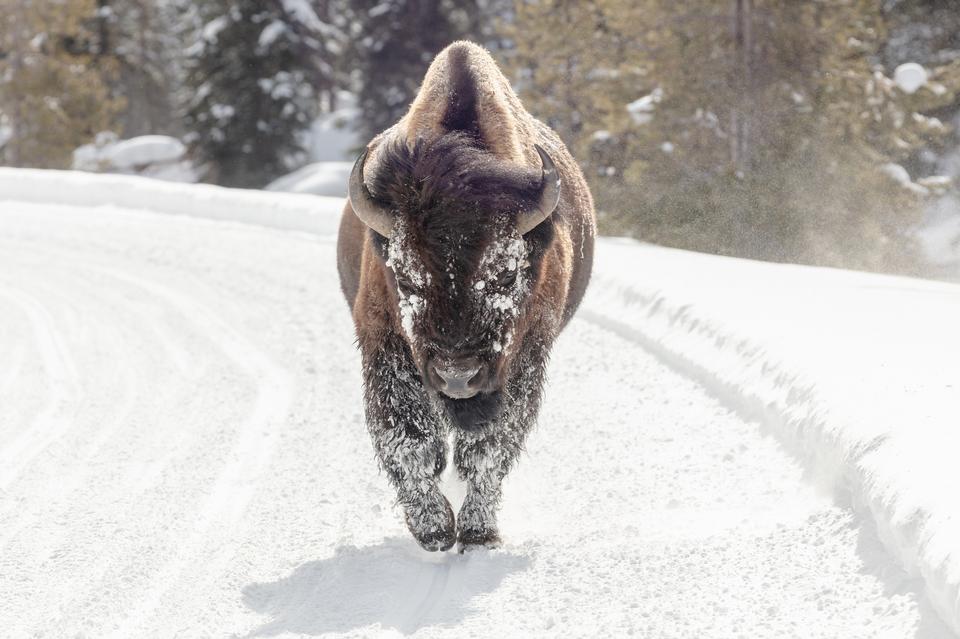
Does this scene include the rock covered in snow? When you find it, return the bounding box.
[73,134,198,183]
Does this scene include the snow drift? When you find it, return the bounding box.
[0,168,340,236]
[584,240,960,634]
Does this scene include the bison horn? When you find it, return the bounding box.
[517,144,562,235]
[348,148,395,238]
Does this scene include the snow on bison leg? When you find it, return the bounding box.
[453,336,548,552]
[454,424,526,553]
[363,332,455,551]
[404,487,456,552]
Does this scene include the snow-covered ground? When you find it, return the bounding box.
[1,169,958,638]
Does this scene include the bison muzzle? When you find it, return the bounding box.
[337,41,596,552]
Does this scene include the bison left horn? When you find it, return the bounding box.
[517,144,562,235]
[348,148,395,238]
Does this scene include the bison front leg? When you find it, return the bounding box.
[453,427,525,550]
[454,340,548,551]
[363,334,455,551]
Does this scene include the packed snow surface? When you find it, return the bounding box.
[0,168,958,638]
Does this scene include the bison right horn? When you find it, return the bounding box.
[517,144,562,235]
[348,148,395,238]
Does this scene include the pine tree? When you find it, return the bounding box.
[344,0,488,143]
[504,0,634,185]
[93,0,183,136]
[0,0,122,168]
[881,0,960,174]
[183,0,341,187]
[507,0,952,274]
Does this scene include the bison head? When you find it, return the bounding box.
[349,132,561,430]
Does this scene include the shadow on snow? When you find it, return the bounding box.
[241,536,531,636]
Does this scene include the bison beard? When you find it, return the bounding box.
[338,41,595,552]
[439,393,502,432]
[363,328,551,551]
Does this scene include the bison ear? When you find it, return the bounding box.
[348,149,395,238]
[517,145,561,235]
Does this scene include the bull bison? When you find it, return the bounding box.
[337,41,595,551]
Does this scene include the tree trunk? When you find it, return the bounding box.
[730,0,753,175]
[6,0,28,166]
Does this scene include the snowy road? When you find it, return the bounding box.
[0,198,954,637]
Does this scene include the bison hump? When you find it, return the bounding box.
[399,41,538,165]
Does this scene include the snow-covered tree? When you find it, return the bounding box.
[344,0,488,143]
[92,0,184,136]
[183,0,342,187]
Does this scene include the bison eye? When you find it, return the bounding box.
[395,275,417,297]
[496,269,518,289]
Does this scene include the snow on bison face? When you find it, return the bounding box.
[349,133,561,430]
[385,217,529,397]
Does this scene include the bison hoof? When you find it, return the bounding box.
[457,527,501,553]
[405,497,456,552]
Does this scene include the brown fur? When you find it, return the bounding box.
[339,41,596,329]
[336,41,596,551]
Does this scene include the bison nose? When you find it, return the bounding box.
[432,358,483,399]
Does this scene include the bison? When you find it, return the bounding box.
[337,41,596,551]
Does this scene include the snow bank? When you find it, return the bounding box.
[107,135,185,168]
[584,239,960,635]
[73,134,199,183]
[266,161,351,197]
[0,168,342,236]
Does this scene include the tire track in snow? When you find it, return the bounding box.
[0,206,340,636]
[401,559,453,632]
[0,343,25,408]
[96,266,294,637]
[569,305,956,639]
[0,267,147,552]
[0,286,80,491]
